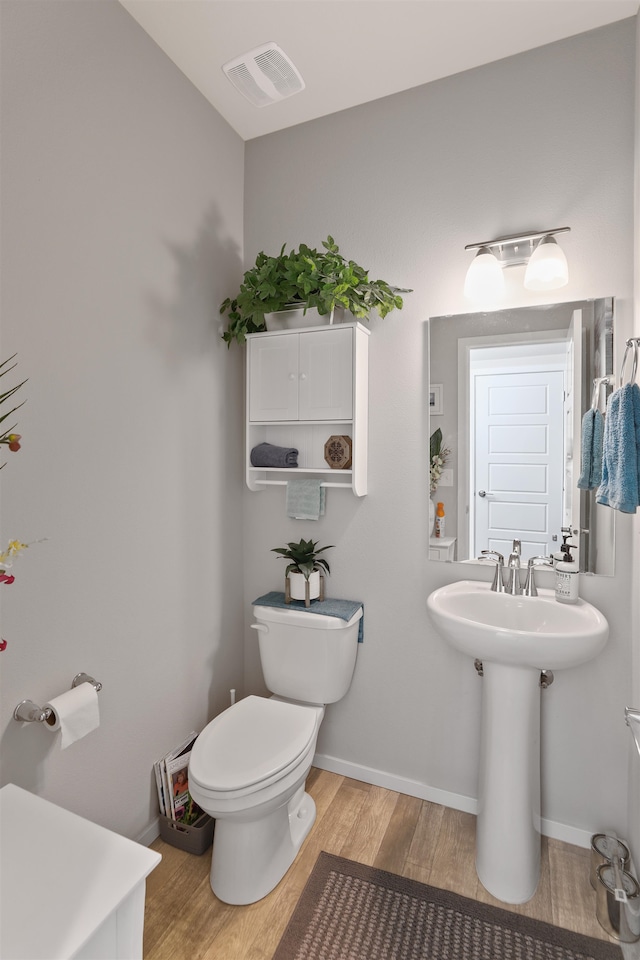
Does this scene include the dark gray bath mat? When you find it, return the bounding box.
[272,852,622,960]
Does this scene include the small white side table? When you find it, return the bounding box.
[429,536,456,561]
[0,783,161,959]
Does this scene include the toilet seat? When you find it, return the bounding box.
[189,696,321,797]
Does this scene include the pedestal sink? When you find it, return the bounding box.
[427,580,608,904]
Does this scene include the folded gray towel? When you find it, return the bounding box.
[250,442,298,468]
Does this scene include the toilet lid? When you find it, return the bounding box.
[189,696,319,793]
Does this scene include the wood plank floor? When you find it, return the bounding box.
[143,768,612,960]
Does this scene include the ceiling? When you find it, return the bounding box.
[119,1,639,141]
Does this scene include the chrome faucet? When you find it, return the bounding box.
[480,550,505,592]
[506,540,522,595]
[523,556,553,596]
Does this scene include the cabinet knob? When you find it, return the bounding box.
[289,373,296,380]
[299,373,307,380]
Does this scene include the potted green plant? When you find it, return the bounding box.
[221,236,411,346]
[272,537,334,605]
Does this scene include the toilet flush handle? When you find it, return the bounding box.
[250,623,269,633]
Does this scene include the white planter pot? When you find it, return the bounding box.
[287,570,321,602]
[264,305,346,331]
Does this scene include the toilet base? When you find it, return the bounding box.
[210,786,316,905]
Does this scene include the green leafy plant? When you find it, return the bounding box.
[271,538,334,581]
[0,355,26,467]
[429,427,450,495]
[221,236,411,346]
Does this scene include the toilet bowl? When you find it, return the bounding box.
[189,695,324,904]
[189,602,362,905]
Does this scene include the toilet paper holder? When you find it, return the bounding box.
[13,673,102,723]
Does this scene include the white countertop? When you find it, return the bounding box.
[0,783,161,960]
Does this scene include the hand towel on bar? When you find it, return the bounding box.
[250,442,298,468]
[596,383,640,513]
[286,478,325,520]
[253,591,364,642]
[577,408,604,490]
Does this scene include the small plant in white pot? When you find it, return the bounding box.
[272,538,334,606]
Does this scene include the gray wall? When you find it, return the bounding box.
[629,12,640,877]
[0,0,246,840]
[243,20,637,841]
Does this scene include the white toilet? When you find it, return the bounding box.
[188,602,362,905]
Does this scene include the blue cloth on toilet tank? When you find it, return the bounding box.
[252,591,364,642]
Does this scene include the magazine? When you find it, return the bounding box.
[166,747,201,824]
[154,731,202,824]
[154,730,195,816]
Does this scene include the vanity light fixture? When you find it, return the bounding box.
[464,227,570,302]
[463,246,506,303]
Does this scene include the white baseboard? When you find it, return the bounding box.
[137,817,160,848]
[313,752,593,850]
[138,754,593,851]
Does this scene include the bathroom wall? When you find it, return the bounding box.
[628,13,640,876]
[243,20,637,842]
[0,0,246,840]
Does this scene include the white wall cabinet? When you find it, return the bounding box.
[246,322,369,496]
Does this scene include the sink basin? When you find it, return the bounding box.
[427,579,608,670]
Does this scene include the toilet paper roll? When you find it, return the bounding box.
[44,682,100,749]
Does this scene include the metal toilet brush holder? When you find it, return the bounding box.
[595,858,640,944]
[589,834,630,890]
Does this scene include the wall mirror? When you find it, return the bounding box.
[428,298,614,576]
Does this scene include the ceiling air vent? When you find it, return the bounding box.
[222,42,305,107]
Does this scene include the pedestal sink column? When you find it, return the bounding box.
[476,662,541,904]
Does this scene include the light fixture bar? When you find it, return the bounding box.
[464,226,570,253]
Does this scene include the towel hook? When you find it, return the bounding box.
[591,376,611,412]
[619,338,640,387]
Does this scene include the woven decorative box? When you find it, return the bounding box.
[324,435,352,469]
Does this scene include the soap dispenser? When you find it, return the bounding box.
[552,528,573,567]
[555,542,579,604]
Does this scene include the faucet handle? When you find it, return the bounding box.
[523,556,553,596]
[480,550,504,563]
[512,539,521,557]
[480,550,506,592]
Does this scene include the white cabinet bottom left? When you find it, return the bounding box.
[0,783,161,960]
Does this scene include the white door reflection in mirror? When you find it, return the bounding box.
[472,361,564,561]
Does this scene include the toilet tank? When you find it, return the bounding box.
[252,604,362,704]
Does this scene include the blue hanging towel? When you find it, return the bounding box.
[596,383,640,513]
[577,408,604,490]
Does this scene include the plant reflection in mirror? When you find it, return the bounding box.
[430,428,451,495]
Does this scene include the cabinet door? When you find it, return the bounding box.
[249,334,299,421]
[298,328,353,421]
